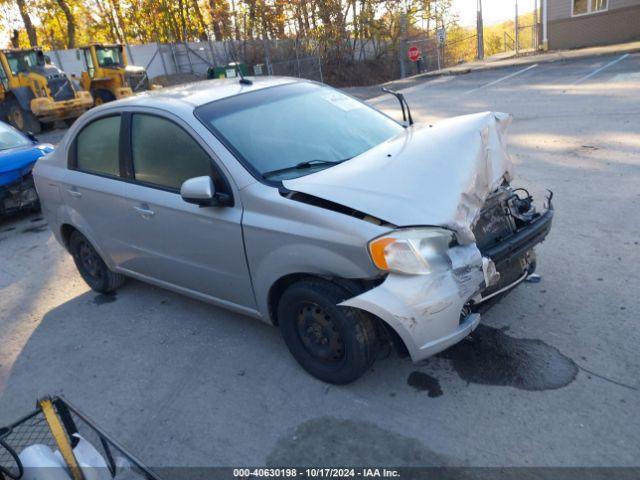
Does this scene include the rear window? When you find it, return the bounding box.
[76,116,120,177]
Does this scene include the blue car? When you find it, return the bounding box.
[0,121,54,216]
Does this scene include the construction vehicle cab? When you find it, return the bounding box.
[78,43,149,105]
[0,48,93,133]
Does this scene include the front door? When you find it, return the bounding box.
[119,112,256,310]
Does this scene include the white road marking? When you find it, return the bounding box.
[463,63,539,94]
[612,71,640,83]
[572,53,630,84]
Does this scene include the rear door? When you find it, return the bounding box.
[63,114,129,265]
[118,111,256,310]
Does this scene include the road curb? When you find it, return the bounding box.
[378,42,640,89]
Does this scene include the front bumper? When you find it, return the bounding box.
[341,244,487,362]
[341,206,554,362]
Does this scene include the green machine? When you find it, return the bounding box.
[207,62,249,79]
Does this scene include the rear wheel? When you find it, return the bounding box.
[278,279,377,384]
[92,89,116,106]
[8,101,41,134]
[69,230,126,293]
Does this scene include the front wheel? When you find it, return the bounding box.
[8,101,41,133]
[69,230,126,293]
[278,279,378,384]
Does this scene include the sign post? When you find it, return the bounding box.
[436,27,446,70]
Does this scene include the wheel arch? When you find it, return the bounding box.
[270,273,410,357]
[60,223,78,250]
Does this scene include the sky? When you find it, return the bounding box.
[452,0,537,26]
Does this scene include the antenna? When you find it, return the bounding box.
[381,87,413,125]
[229,45,252,85]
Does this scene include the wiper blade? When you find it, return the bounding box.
[262,158,348,179]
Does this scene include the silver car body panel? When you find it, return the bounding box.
[341,243,489,362]
[33,78,533,363]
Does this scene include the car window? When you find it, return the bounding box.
[131,114,213,190]
[76,115,121,177]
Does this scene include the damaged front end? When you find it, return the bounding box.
[340,185,553,362]
[283,111,554,362]
[471,185,554,307]
[0,173,40,216]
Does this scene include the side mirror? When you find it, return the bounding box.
[180,176,231,207]
[26,131,38,143]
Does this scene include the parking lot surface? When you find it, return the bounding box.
[1,53,639,467]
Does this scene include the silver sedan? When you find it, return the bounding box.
[33,77,553,383]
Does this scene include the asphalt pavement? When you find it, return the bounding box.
[1,52,639,469]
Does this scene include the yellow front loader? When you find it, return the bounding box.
[78,44,149,105]
[0,47,93,133]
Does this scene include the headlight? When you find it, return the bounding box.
[368,228,454,275]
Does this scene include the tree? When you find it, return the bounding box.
[53,0,75,47]
[15,0,38,46]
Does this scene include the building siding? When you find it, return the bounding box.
[548,3,640,49]
[548,0,640,20]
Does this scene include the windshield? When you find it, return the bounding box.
[5,51,42,74]
[0,122,31,151]
[195,82,403,181]
[96,47,124,68]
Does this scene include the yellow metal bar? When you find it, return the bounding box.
[39,398,85,480]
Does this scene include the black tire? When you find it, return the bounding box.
[8,100,41,134]
[277,279,378,384]
[92,89,116,106]
[69,230,125,293]
[41,121,55,132]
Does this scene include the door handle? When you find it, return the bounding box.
[133,205,155,217]
[66,187,82,198]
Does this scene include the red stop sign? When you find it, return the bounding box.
[408,46,421,62]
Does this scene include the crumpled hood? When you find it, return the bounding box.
[283,111,513,243]
[0,143,54,187]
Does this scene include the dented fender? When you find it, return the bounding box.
[340,244,489,361]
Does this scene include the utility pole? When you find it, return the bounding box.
[534,0,538,49]
[399,11,408,78]
[515,0,519,56]
[476,0,484,59]
[542,0,549,49]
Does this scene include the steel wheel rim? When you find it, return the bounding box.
[296,302,345,363]
[78,240,102,280]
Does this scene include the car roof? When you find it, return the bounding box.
[115,76,301,109]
